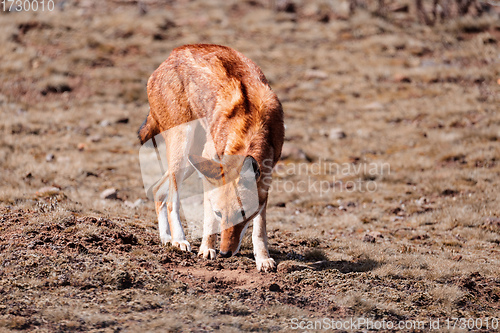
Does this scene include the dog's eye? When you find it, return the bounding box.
[214,210,222,218]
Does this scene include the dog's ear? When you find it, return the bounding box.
[188,155,224,185]
[240,155,260,181]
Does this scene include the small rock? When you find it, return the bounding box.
[304,69,328,80]
[363,231,383,243]
[441,189,458,196]
[99,120,111,127]
[329,128,346,140]
[116,117,129,124]
[45,153,55,162]
[280,142,310,161]
[275,0,296,13]
[363,102,384,110]
[277,261,309,273]
[415,197,427,206]
[393,74,412,83]
[36,186,60,197]
[88,135,101,143]
[124,200,135,209]
[100,188,118,200]
[269,283,281,292]
[124,199,144,209]
[363,233,376,243]
[77,143,86,151]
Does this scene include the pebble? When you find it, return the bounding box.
[116,117,129,124]
[304,69,328,80]
[393,74,412,83]
[277,261,309,273]
[329,128,346,140]
[36,186,60,197]
[415,197,427,206]
[124,199,144,209]
[280,142,309,161]
[45,153,55,162]
[363,101,384,110]
[88,135,101,143]
[363,231,383,243]
[100,188,118,200]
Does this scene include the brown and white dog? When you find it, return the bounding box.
[138,44,284,272]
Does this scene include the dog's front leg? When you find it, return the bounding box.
[153,175,171,245]
[198,180,217,259]
[167,175,191,251]
[156,201,171,245]
[252,203,275,272]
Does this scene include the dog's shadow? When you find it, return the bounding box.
[267,248,381,273]
[194,238,381,274]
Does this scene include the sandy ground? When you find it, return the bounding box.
[0,0,499,331]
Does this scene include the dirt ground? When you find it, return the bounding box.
[1,0,499,332]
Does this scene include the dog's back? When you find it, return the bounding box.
[140,44,283,166]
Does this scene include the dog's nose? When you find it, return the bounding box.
[219,250,232,258]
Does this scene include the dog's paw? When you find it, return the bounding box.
[160,234,171,246]
[171,240,191,252]
[198,248,217,259]
[256,257,276,272]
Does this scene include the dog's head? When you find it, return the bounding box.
[188,154,262,256]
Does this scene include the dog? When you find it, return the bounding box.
[138,44,284,272]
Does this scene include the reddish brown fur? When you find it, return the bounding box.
[139,44,284,262]
[140,44,283,170]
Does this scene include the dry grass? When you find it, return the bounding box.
[0,0,499,331]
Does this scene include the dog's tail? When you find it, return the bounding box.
[138,111,160,145]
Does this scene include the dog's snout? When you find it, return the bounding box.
[219,250,232,258]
